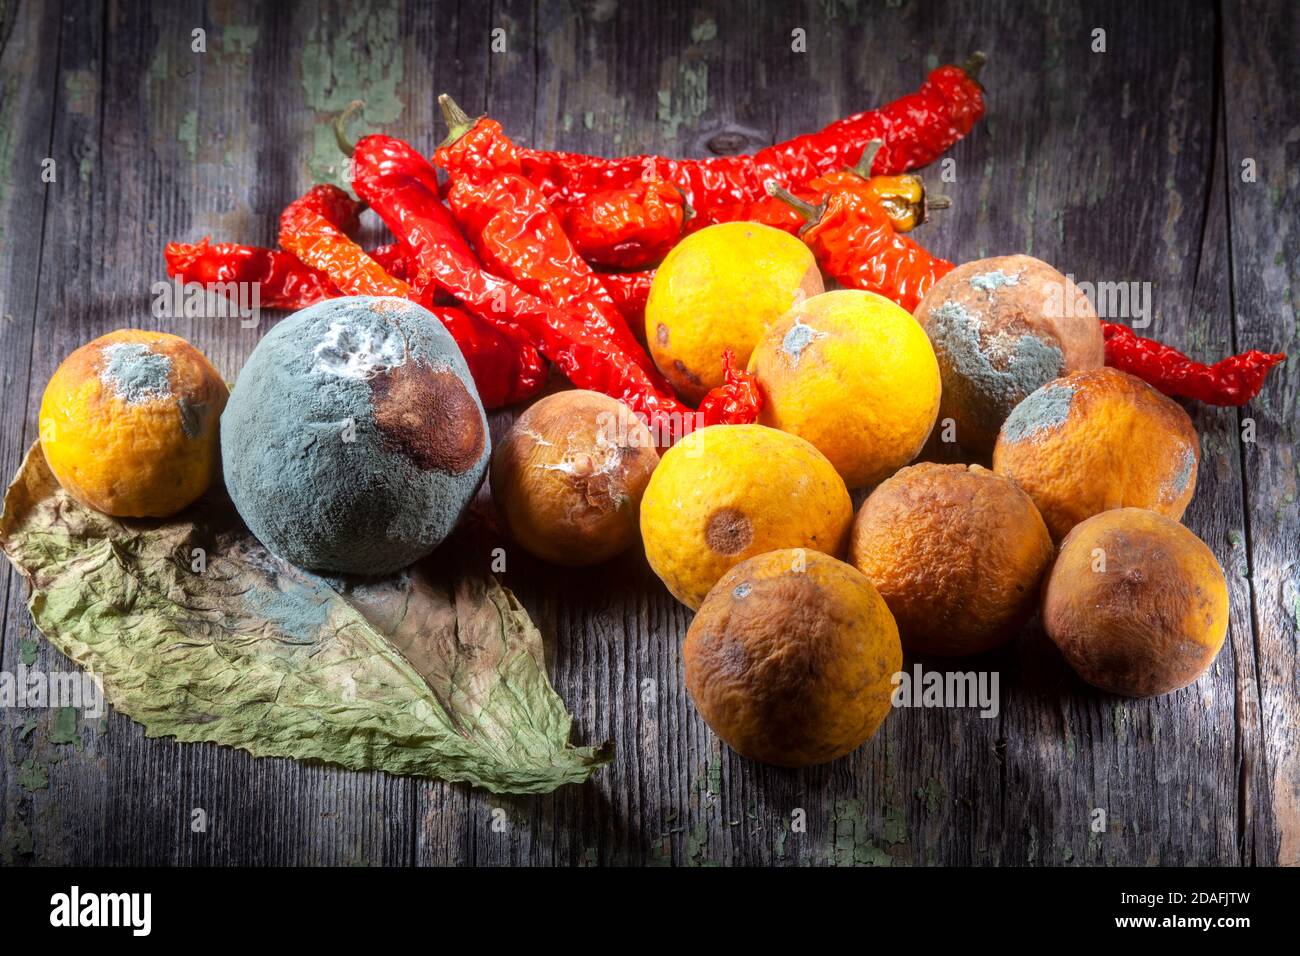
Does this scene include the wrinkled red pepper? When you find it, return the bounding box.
[277,183,544,407]
[164,238,339,309]
[368,241,411,282]
[339,131,547,405]
[697,349,764,426]
[433,98,663,384]
[1102,323,1285,405]
[771,183,954,312]
[279,185,414,298]
[419,99,757,439]
[517,54,985,228]
[598,269,655,329]
[559,179,687,269]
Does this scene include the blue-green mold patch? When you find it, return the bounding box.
[100,343,173,404]
[927,300,1065,434]
[969,269,1022,293]
[1001,383,1076,443]
[781,319,824,365]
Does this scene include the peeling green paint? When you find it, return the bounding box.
[647,836,671,866]
[0,818,33,863]
[657,62,709,141]
[178,110,198,161]
[17,757,48,791]
[881,804,907,845]
[18,717,37,743]
[300,0,405,187]
[221,24,260,57]
[63,69,96,117]
[18,638,37,666]
[916,778,943,814]
[690,19,717,43]
[50,707,79,747]
[830,798,893,866]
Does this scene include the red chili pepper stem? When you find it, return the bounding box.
[333,99,366,156]
[963,51,987,81]
[438,94,484,149]
[850,140,884,179]
[766,182,827,233]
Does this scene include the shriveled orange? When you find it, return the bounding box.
[490,390,659,565]
[39,329,228,517]
[684,548,901,768]
[1042,508,1228,697]
[992,367,1199,541]
[639,424,852,609]
[849,462,1054,656]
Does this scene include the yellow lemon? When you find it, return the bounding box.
[639,424,852,609]
[39,329,228,517]
[748,290,941,489]
[645,222,822,404]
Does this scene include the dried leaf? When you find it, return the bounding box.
[0,444,609,793]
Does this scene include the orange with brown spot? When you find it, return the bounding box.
[1042,508,1228,697]
[684,549,901,767]
[639,424,852,609]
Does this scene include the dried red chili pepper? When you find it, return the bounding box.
[743,141,947,235]
[434,97,667,387]
[337,161,685,432]
[1102,322,1285,405]
[368,242,411,281]
[337,130,549,405]
[404,102,753,438]
[696,349,764,426]
[279,185,414,298]
[770,183,953,312]
[517,54,985,227]
[278,183,544,408]
[598,269,655,328]
[559,179,687,269]
[164,238,339,310]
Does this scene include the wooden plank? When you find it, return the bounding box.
[1221,0,1299,867]
[1,0,1288,866]
[0,0,63,867]
[3,0,423,865]
[916,0,1247,866]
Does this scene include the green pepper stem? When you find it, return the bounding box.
[438,94,483,148]
[850,140,884,179]
[333,100,364,157]
[927,195,952,210]
[766,182,824,224]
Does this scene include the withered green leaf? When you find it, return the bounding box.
[0,444,609,793]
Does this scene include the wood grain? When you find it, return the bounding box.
[0,0,1293,866]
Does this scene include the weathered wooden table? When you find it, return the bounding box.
[0,0,1295,866]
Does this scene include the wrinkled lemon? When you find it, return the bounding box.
[749,289,941,489]
[645,222,822,404]
[639,424,851,609]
